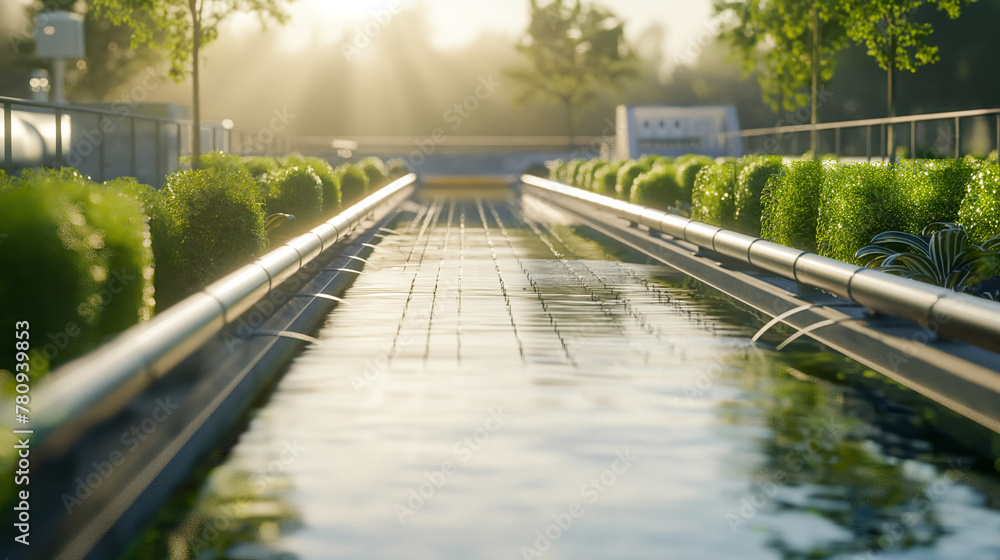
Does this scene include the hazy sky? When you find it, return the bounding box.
[240,0,715,59]
[7,0,717,63]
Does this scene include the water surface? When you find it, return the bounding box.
[135,188,1000,560]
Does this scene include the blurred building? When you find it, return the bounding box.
[616,105,742,159]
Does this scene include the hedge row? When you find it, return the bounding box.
[545,154,1000,267]
[0,169,155,375]
[163,153,405,300]
[194,153,408,238]
[0,155,407,376]
[766,157,998,263]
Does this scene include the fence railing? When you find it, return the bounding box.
[0,95,285,185]
[729,108,1000,162]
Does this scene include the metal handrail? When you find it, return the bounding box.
[1,95,281,181]
[727,107,1000,162]
[0,95,189,125]
[29,174,417,455]
[521,175,1000,353]
[733,107,1000,137]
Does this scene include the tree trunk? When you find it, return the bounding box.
[810,3,820,158]
[190,0,202,169]
[886,37,896,162]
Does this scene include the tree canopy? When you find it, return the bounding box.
[90,0,292,165]
[716,0,846,114]
[842,0,974,155]
[715,0,848,154]
[506,0,637,144]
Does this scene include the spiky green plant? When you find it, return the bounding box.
[856,222,1000,292]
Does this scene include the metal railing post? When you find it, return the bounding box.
[910,121,915,159]
[3,101,11,165]
[880,124,886,161]
[154,121,162,183]
[835,127,841,158]
[129,116,137,178]
[955,117,961,159]
[866,125,871,162]
[996,114,999,164]
[97,114,106,182]
[54,108,63,165]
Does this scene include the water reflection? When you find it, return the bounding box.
[127,189,1000,560]
[718,354,1000,559]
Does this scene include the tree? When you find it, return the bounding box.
[90,0,291,167]
[506,0,637,146]
[715,0,847,155]
[842,0,974,158]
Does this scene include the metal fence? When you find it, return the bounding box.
[730,107,1000,162]
[0,95,284,185]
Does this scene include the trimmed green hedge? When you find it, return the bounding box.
[691,161,739,228]
[337,164,370,206]
[185,151,247,174]
[0,181,104,373]
[674,155,714,204]
[734,155,784,237]
[546,159,564,181]
[0,172,154,374]
[959,161,1000,242]
[761,160,826,252]
[898,158,975,233]
[358,157,388,189]
[616,160,650,200]
[816,163,906,264]
[243,156,280,180]
[630,165,681,211]
[637,153,663,168]
[386,158,410,180]
[153,168,267,309]
[542,153,1000,284]
[82,177,156,334]
[593,161,624,197]
[263,167,324,235]
[581,160,607,191]
[306,157,341,214]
